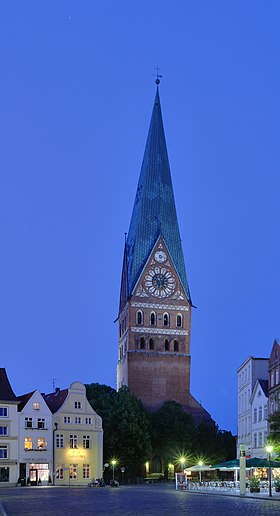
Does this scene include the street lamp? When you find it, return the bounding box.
[198,461,203,483]
[111,460,117,481]
[179,457,186,472]
[265,445,273,497]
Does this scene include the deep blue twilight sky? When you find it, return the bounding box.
[1,1,279,433]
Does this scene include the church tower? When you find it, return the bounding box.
[117,81,210,422]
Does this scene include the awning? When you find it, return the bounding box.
[246,457,280,469]
[187,464,213,472]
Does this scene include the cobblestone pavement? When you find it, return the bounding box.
[0,484,279,516]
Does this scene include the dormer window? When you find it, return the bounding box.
[137,311,143,325]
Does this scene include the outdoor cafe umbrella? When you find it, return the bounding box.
[211,459,240,469]
[246,457,280,469]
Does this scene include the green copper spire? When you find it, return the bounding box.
[124,84,191,303]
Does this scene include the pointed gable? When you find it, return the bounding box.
[125,86,191,303]
[269,339,280,367]
[0,368,17,403]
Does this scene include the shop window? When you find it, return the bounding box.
[69,464,78,479]
[0,467,9,482]
[83,464,90,479]
[56,465,64,480]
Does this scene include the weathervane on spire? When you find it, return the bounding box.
[153,66,163,85]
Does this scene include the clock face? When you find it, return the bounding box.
[155,250,167,263]
[145,267,176,298]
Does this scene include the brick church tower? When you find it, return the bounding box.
[117,81,211,423]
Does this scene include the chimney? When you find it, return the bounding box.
[55,387,60,394]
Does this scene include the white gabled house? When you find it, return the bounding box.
[250,379,269,458]
[17,390,53,485]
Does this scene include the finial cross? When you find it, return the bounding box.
[153,66,163,84]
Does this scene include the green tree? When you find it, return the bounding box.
[149,401,197,465]
[268,411,280,456]
[86,384,152,478]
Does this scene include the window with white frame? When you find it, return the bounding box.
[33,402,40,410]
[0,408,8,417]
[74,402,82,409]
[0,426,8,436]
[83,464,90,479]
[276,368,279,385]
[264,404,268,419]
[75,417,82,424]
[85,417,92,425]
[37,438,46,449]
[24,437,32,450]
[56,465,64,480]
[64,416,71,424]
[56,434,64,448]
[70,435,78,448]
[253,433,257,447]
[271,371,274,387]
[69,464,78,479]
[150,312,156,325]
[0,445,8,459]
[25,417,33,429]
[258,406,262,422]
[253,408,257,423]
[37,418,45,429]
[258,432,262,447]
[83,435,91,449]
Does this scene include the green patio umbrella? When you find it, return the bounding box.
[211,459,239,469]
[246,457,280,468]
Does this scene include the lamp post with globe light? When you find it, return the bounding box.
[198,461,203,483]
[265,445,273,497]
[179,457,186,472]
[111,460,117,482]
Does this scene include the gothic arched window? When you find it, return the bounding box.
[150,312,156,326]
[140,337,145,350]
[176,314,182,327]
[164,339,169,351]
[163,313,169,326]
[174,340,179,352]
[137,311,143,325]
[149,338,154,350]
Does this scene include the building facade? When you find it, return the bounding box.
[268,339,280,416]
[117,82,211,423]
[44,382,103,485]
[18,390,53,485]
[0,368,19,486]
[250,379,268,458]
[237,356,268,457]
